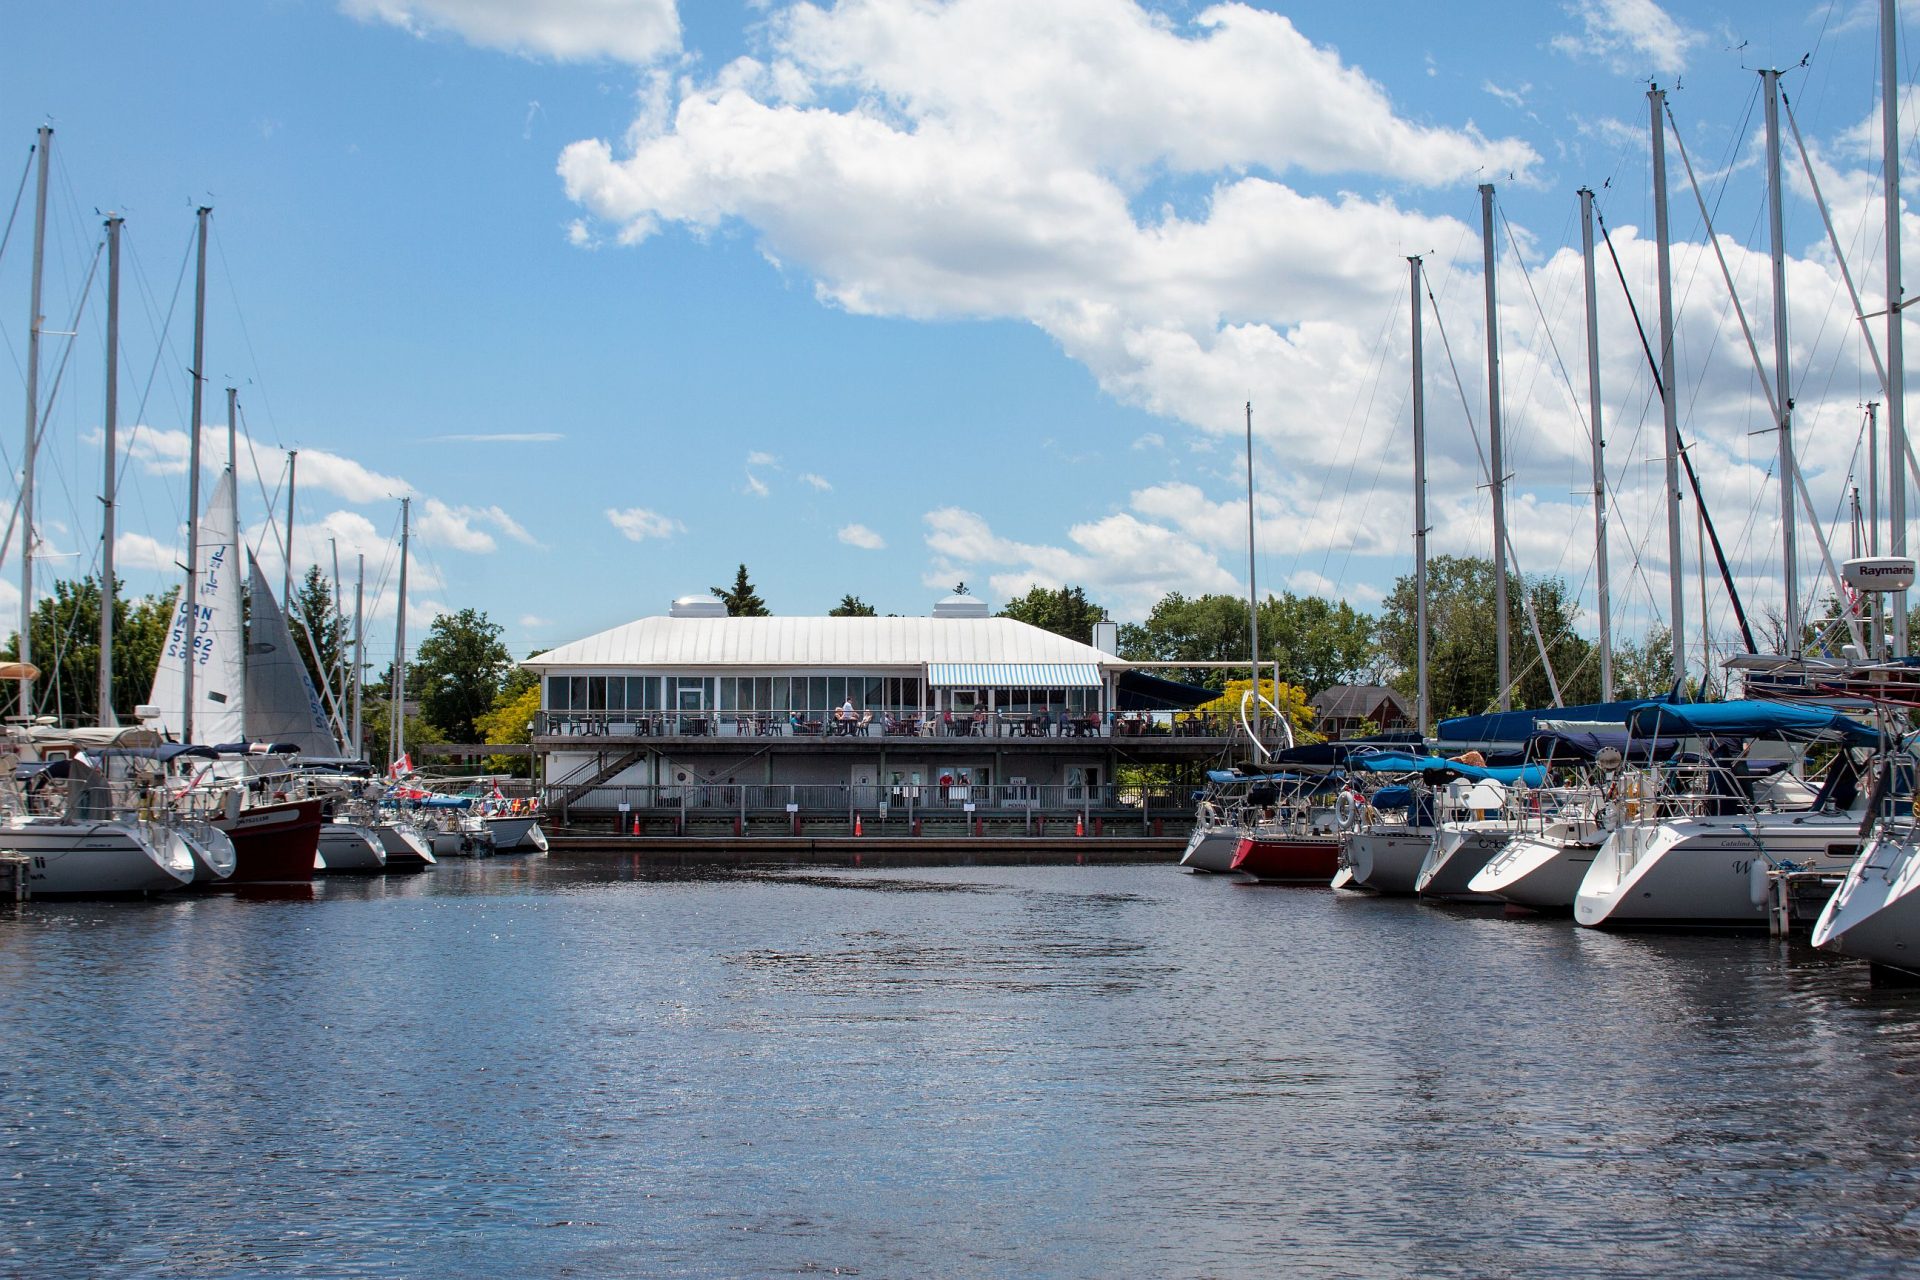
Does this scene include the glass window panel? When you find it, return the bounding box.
[547,676,570,710]
[828,676,846,708]
[587,677,607,710]
[810,677,828,712]
[569,676,588,710]
[866,677,883,706]
[606,678,625,711]
[627,677,647,709]
[756,677,772,710]
[719,679,736,711]
[703,678,714,706]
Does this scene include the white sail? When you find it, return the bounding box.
[148,470,247,744]
[243,557,340,756]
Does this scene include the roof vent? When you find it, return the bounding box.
[669,595,729,619]
[932,594,990,619]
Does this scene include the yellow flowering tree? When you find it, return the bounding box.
[1194,677,1321,744]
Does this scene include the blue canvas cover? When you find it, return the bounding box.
[1348,751,1547,787]
[1625,700,1879,747]
[1437,698,1659,743]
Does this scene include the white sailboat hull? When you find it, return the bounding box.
[1471,830,1602,910]
[316,823,387,874]
[1576,814,1863,929]
[1341,829,1432,895]
[370,823,436,870]
[1416,822,1511,899]
[483,815,545,853]
[1812,829,1920,975]
[1179,825,1242,874]
[11,820,196,897]
[173,821,237,883]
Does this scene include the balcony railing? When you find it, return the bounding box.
[548,779,1190,821]
[535,709,1234,742]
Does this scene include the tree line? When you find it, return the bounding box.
[705,558,1684,721]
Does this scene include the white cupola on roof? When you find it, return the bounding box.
[668,595,729,619]
[931,593,990,619]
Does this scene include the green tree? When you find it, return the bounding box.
[1612,626,1678,700]
[828,594,877,617]
[1377,555,1600,718]
[1,576,177,724]
[359,660,446,769]
[1260,592,1379,696]
[711,564,770,616]
[411,608,512,743]
[475,665,539,777]
[1118,592,1249,690]
[287,565,350,713]
[997,584,1104,643]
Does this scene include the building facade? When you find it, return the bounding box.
[524,595,1226,829]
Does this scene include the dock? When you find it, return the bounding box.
[548,833,1183,867]
[0,853,28,901]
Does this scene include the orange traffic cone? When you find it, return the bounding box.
[854,813,864,836]
[630,814,639,836]
[1075,813,1085,837]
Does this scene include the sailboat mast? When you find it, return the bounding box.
[392,497,409,767]
[1409,256,1430,736]
[1871,402,1883,654]
[225,386,236,474]
[99,213,121,726]
[284,450,297,605]
[181,206,209,743]
[1245,402,1259,726]
[352,553,365,759]
[1763,70,1801,656]
[1650,86,1688,688]
[1883,0,1909,656]
[20,126,49,716]
[1579,188,1612,700]
[1479,183,1512,710]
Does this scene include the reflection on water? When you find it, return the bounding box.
[4,863,1920,1278]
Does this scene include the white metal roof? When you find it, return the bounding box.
[524,616,1117,672]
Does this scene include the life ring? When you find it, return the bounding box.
[1336,791,1359,830]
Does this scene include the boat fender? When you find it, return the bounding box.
[1749,857,1773,908]
[1336,791,1359,830]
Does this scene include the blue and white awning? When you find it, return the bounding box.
[926,662,1102,688]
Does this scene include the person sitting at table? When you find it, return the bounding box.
[971,706,988,735]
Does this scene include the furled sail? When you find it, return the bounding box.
[243,557,341,756]
[147,470,247,744]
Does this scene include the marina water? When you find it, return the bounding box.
[5,862,1920,1278]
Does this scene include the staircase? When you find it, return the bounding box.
[550,748,646,815]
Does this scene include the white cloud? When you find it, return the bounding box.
[415,498,502,553]
[838,523,885,550]
[113,531,180,573]
[747,450,780,467]
[1131,432,1165,450]
[1550,0,1699,76]
[744,473,770,498]
[519,613,552,628]
[606,506,683,540]
[341,0,680,64]
[800,472,832,491]
[558,1,1532,500]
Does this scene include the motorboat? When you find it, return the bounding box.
[1575,701,1876,929]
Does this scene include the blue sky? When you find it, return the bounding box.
[1,0,1914,677]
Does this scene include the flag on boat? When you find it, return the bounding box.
[389,752,413,779]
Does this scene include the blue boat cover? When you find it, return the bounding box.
[1348,752,1547,787]
[1437,698,1659,743]
[1370,784,1413,809]
[1626,700,1879,746]
[1527,730,1682,762]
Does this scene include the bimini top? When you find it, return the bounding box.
[1626,700,1879,747]
[524,615,1116,672]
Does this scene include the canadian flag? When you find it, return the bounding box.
[388,752,413,779]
